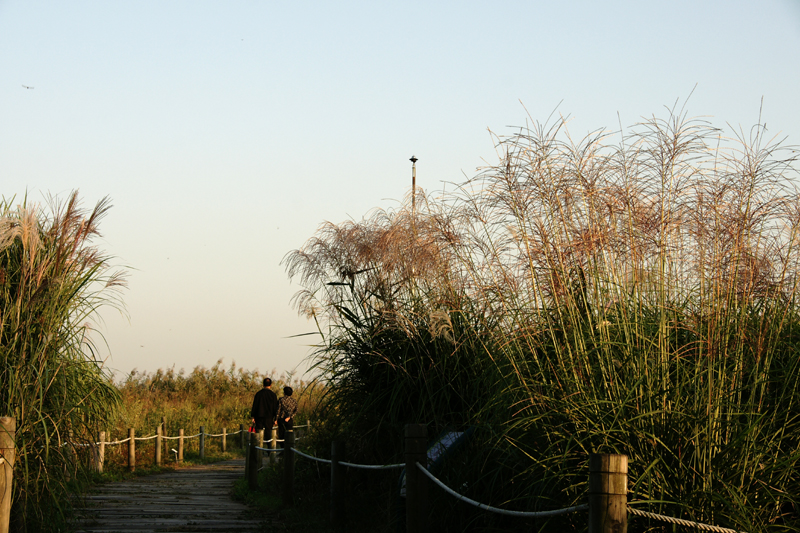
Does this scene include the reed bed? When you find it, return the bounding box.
[0,192,125,532]
[110,360,322,440]
[44,363,323,478]
[286,108,800,532]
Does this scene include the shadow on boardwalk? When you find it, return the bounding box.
[73,459,281,532]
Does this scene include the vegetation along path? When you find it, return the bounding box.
[73,459,277,532]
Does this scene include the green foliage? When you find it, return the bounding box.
[0,192,125,532]
[287,108,800,532]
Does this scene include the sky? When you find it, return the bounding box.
[2,1,799,380]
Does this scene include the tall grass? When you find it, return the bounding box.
[286,107,800,531]
[111,360,322,438]
[81,361,324,472]
[285,197,502,464]
[0,192,125,532]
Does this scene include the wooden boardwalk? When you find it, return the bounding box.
[73,459,280,532]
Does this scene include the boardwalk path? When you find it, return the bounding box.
[74,459,281,532]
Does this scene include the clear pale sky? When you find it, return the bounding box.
[2,1,799,380]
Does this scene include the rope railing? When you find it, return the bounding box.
[255,446,283,453]
[63,424,277,474]
[416,462,588,518]
[103,438,131,446]
[63,428,248,447]
[340,459,404,470]
[292,447,331,464]
[289,447,402,469]
[254,437,285,443]
[241,424,751,533]
[65,423,748,533]
[627,507,747,533]
[257,427,593,529]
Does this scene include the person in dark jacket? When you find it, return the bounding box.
[276,386,298,448]
[250,378,278,431]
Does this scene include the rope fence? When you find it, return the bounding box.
[627,507,747,533]
[289,447,404,470]
[277,429,589,526]
[103,438,131,446]
[63,422,313,474]
[255,446,283,453]
[58,419,751,533]
[41,417,755,533]
[416,462,588,518]
[0,412,312,531]
[66,430,247,447]
[291,447,330,464]
[341,459,404,470]
[242,424,751,533]
[78,421,749,533]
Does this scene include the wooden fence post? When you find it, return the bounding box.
[154,425,162,466]
[244,430,251,480]
[127,428,135,472]
[199,426,205,460]
[96,430,105,473]
[161,417,167,460]
[282,430,294,506]
[247,432,258,490]
[405,424,428,533]
[257,429,265,470]
[222,427,227,453]
[240,424,245,449]
[0,417,16,533]
[589,454,628,533]
[178,429,184,462]
[270,426,277,464]
[330,440,346,526]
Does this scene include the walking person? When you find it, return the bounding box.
[251,378,278,432]
[277,386,298,448]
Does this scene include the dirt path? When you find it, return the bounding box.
[73,459,281,532]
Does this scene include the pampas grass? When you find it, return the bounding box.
[1,192,125,531]
[287,106,800,532]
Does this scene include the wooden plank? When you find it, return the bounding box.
[72,459,277,532]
